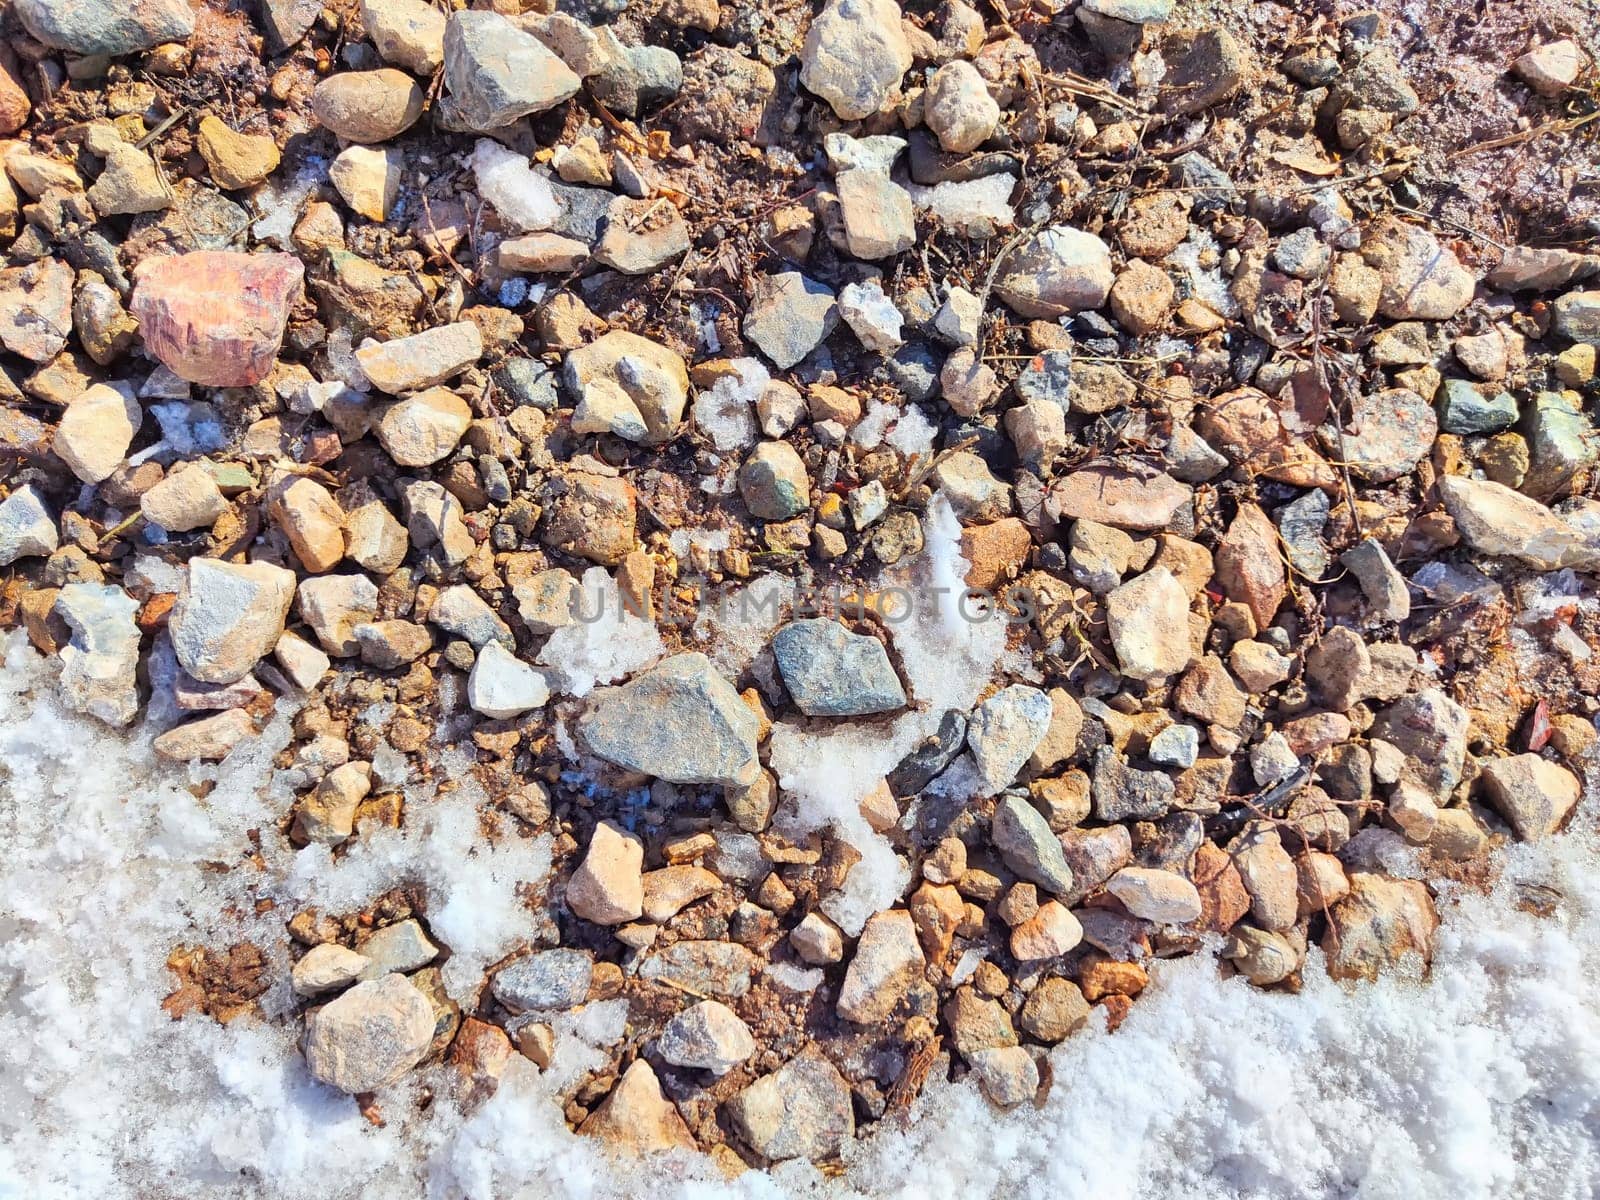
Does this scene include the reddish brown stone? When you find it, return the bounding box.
[1213,502,1286,631]
[1191,841,1250,934]
[131,251,305,387]
[960,517,1032,591]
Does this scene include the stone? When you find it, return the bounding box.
[541,470,635,566]
[428,584,511,649]
[996,226,1115,319]
[992,793,1076,896]
[300,575,381,657]
[72,275,138,367]
[1437,379,1517,434]
[968,685,1054,793]
[362,0,448,75]
[499,232,590,273]
[55,583,142,727]
[357,322,484,394]
[14,0,194,56]
[935,287,983,346]
[1091,746,1175,821]
[1229,824,1298,932]
[1161,28,1247,114]
[295,762,372,845]
[595,196,692,274]
[739,441,810,521]
[642,865,720,923]
[1105,567,1193,680]
[1224,925,1300,986]
[837,910,925,1023]
[0,486,58,565]
[1215,502,1286,631]
[1322,872,1438,982]
[1361,217,1476,320]
[468,642,551,719]
[1479,754,1581,841]
[941,349,1002,417]
[1018,977,1090,1042]
[578,1060,695,1154]
[1338,536,1410,624]
[441,11,581,131]
[772,619,905,716]
[657,1000,756,1076]
[1513,39,1586,97]
[580,653,760,787]
[344,500,408,575]
[725,1050,854,1162]
[838,280,904,352]
[196,117,280,191]
[1106,866,1201,923]
[1438,476,1598,571]
[564,331,689,445]
[0,259,73,363]
[141,464,227,532]
[944,987,1017,1055]
[170,559,296,684]
[492,949,592,1012]
[275,631,330,690]
[1490,248,1594,293]
[925,60,1000,153]
[743,272,837,369]
[87,144,171,216]
[261,0,321,49]
[800,0,913,120]
[304,975,436,1093]
[312,70,424,143]
[131,252,304,387]
[1328,388,1437,483]
[267,475,344,571]
[1109,259,1175,335]
[1048,464,1190,531]
[355,621,431,669]
[1005,398,1067,467]
[376,390,474,467]
[355,920,439,979]
[53,383,141,484]
[967,1046,1039,1108]
[568,821,644,925]
[1009,900,1083,960]
[1148,723,1200,768]
[329,146,403,221]
[291,944,371,997]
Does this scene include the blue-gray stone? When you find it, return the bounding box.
[1437,378,1518,434]
[1015,349,1073,409]
[492,949,592,1012]
[772,619,906,717]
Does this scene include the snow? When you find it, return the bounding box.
[536,567,664,697]
[691,358,767,452]
[5,638,1600,1198]
[470,140,559,233]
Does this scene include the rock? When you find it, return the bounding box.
[0,53,26,137]
[1554,290,1600,346]
[1490,248,1595,293]
[0,259,73,363]
[800,0,913,120]
[355,621,431,669]
[580,653,759,787]
[968,685,1054,792]
[1109,259,1175,335]
[467,642,551,719]
[142,464,227,532]
[313,69,425,144]
[1215,502,1286,631]
[725,1049,854,1162]
[1327,387,1437,483]
[541,469,635,566]
[1106,866,1201,923]
[294,762,372,846]
[358,322,484,394]
[375,390,473,468]
[329,145,403,221]
[0,486,58,565]
[739,441,810,521]
[995,226,1115,319]
[493,949,592,1012]
[291,944,371,997]
[1091,746,1175,821]
[275,631,330,690]
[1105,567,1193,680]
[131,252,304,387]
[1513,39,1586,97]
[300,575,381,657]
[1341,539,1410,622]
[1009,900,1083,960]
[567,820,644,925]
[265,475,342,571]
[992,793,1076,896]
[1018,977,1090,1042]
[642,865,720,922]
[441,11,581,131]
[500,232,590,273]
[1005,399,1067,467]
[170,559,296,684]
[657,1000,756,1076]
[362,0,447,75]
[428,584,511,649]
[838,280,904,352]
[87,144,171,216]
[1322,872,1438,982]
[1437,379,1517,434]
[941,349,1002,417]
[1361,217,1476,320]
[925,60,1000,153]
[1161,28,1247,114]
[564,331,689,445]
[1228,824,1298,932]
[54,583,141,726]
[1438,476,1596,571]
[1048,464,1191,531]
[1224,925,1300,986]
[53,383,141,484]
[197,117,280,190]
[935,287,983,346]
[1149,723,1200,768]
[578,1060,696,1153]
[151,708,256,760]
[595,196,691,274]
[743,272,837,369]
[1370,688,1469,803]
[14,0,194,55]
[772,619,905,716]
[1479,754,1580,840]
[304,974,436,1093]
[354,920,438,981]
[944,987,1017,1054]
[837,910,924,1023]
[639,940,757,998]
[967,1046,1039,1108]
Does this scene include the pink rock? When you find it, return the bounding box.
[131,252,304,387]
